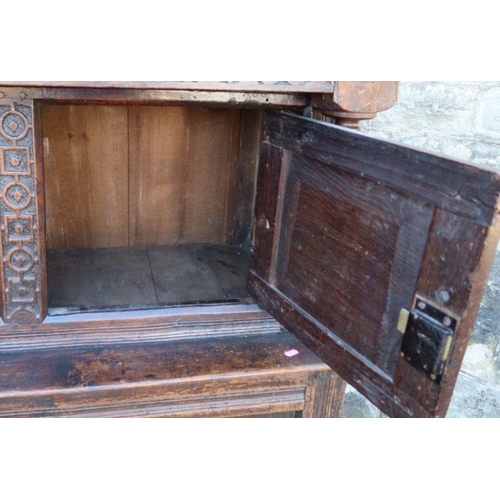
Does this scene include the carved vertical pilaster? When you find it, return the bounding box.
[0,99,46,324]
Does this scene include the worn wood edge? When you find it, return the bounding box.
[0,391,304,418]
[33,102,48,320]
[248,273,432,417]
[0,367,323,417]
[0,90,309,108]
[264,112,500,226]
[231,110,263,246]
[434,219,500,416]
[0,307,280,350]
[0,81,334,93]
[303,371,347,418]
[0,388,306,418]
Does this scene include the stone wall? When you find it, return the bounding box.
[342,81,500,418]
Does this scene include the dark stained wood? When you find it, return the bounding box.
[394,210,500,417]
[42,105,129,249]
[249,111,500,417]
[249,143,286,279]
[47,246,156,309]
[147,244,223,305]
[270,153,433,374]
[192,244,250,300]
[0,331,336,418]
[48,244,251,311]
[231,110,263,247]
[33,103,48,322]
[303,371,347,418]
[12,81,494,418]
[243,411,301,418]
[0,100,47,324]
[129,107,240,246]
[148,244,246,304]
[0,303,279,350]
[264,112,500,226]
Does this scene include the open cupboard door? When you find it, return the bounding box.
[248,112,500,418]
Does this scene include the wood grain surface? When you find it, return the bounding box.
[129,107,240,246]
[249,111,500,417]
[43,105,242,249]
[42,105,129,249]
[0,330,339,418]
[48,244,250,311]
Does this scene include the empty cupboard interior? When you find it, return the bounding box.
[41,105,263,313]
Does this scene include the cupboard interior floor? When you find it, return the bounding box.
[47,243,251,314]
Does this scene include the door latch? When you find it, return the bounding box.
[398,300,457,384]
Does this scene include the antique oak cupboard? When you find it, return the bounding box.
[0,81,498,418]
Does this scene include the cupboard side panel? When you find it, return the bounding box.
[42,105,129,250]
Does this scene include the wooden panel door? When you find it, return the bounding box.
[248,112,500,418]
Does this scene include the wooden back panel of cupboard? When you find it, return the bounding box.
[41,105,259,251]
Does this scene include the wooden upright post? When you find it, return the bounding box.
[0,99,46,324]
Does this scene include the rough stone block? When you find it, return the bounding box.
[364,82,482,135]
[477,86,500,136]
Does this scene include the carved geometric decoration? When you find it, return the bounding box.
[3,182,32,210]
[7,247,35,273]
[0,111,28,140]
[1,148,30,176]
[8,121,18,133]
[0,101,44,323]
[8,278,36,304]
[5,215,34,242]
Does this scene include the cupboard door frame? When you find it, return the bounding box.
[248,111,500,418]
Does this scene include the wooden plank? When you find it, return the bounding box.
[148,244,249,304]
[263,112,500,226]
[0,88,309,107]
[129,107,240,247]
[0,303,279,350]
[303,371,347,418]
[48,243,251,311]
[147,244,227,304]
[195,244,250,300]
[42,105,129,249]
[231,110,262,247]
[0,331,331,417]
[249,143,287,279]
[0,81,334,92]
[47,246,156,309]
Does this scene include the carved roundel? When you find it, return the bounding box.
[3,182,32,210]
[6,248,35,273]
[0,111,29,140]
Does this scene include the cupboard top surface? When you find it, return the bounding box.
[0,81,335,93]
